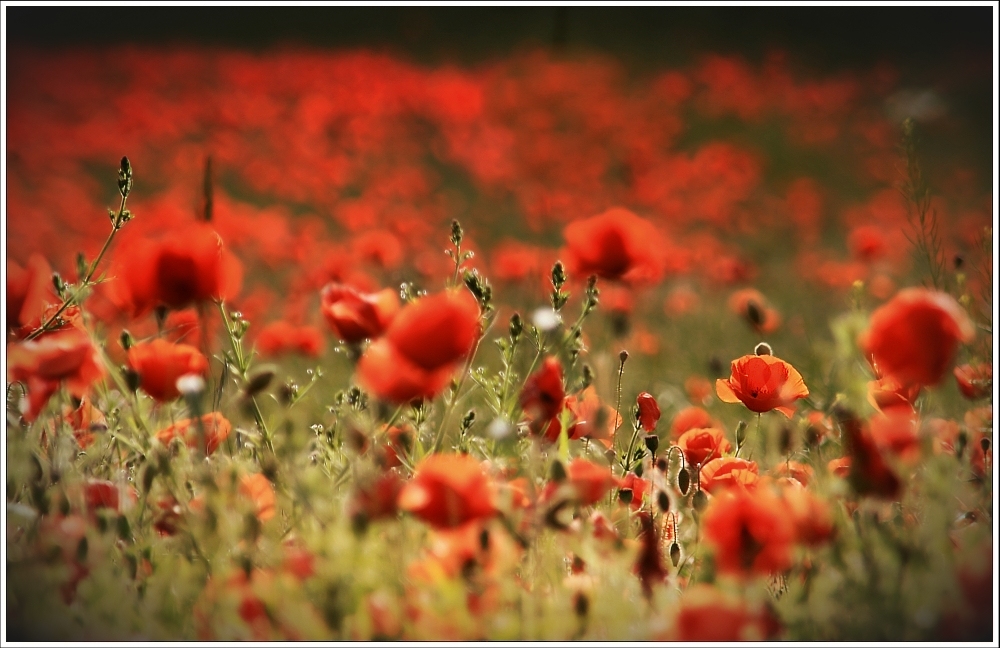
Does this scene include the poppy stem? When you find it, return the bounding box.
[217,301,272,453]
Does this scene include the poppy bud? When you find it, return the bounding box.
[479,528,490,551]
[618,488,634,505]
[735,420,748,448]
[981,437,991,453]
[955,431,968,459]
[116,515,131,542]
[119,329,134,352]
[692,489,708,512]
[656,457,668,473]
[244,365,276,397]
[633,463,644,478]
[669,541,681,567]
[678,467,691,494]
[619,350,629,364]
[141,464,157,494]
[657,490,671,513]
[746,301,764,327]
[509,312,523,342]
[754,342,772,356]
[778,425,793,455]
[643,434,659,455]
[123,367,141,393]
[574,591,590,618]
[550,459,567,483]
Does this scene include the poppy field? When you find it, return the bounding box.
[3,24,996,642]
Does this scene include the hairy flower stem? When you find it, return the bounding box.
[217,301,272,453]
[26,194,129,341]
[431,332,486,454]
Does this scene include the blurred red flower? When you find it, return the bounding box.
[112,222,243,316]
[319,283,400,344]
[866,375,921,414]
[670,405,721,439]
[520,356,565,432]
[703,487,795,577]
[716,354,809,417]
[728,288,781,334]
[155,412,232,455]
[700,457,759,493]
[256,320,325,358]
[954,362,992,400]
[562,207,665,283]
[397,453,496,529]
[859,288,974,389]
[666,584,780,641]
[636,392,661,431]
[127,338,209,402]
[357,289,480,403]
[620,472,650,511]
[350,470,405,524]
[779,483,834,547]
[565,458,620,506]
[239,473,277,522]
[6,254,59,338]
[833,407,902,500]
[7,328,106,420]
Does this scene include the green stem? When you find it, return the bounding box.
[217,301,272,452]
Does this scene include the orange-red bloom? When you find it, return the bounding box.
[677,427,731,467]
[666,584,781,641]
[357,289,480,403]
[780,483,834,547]
[320,283,400,344]
[859,288,974,389]
[520,356,565,431]
[700,457,759,493]
[6,254,59,338]
[127,339,209,402]
[954,363,992,400]
[703,487,795,577]
[239,474,277,522]
[397,453,496,529]
[562,207,665,283]
[113,222,242,316]
[565,458,620,506]
[867,375,921,414]
[7,328,105,420]
[255,320,325,358]
[155,412,232,455]
[716,354,809,417]
[670,406,721,439]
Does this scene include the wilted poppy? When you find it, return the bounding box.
[127,339,209,402]
[357,289,480,403]
[520,356,565,431]
[859,288,974,389]
[155,412,232,455]
[397,453,496,529]
[7,328,106,420]
[113,222,243,316]
[562,207,665,283]
[636,392,661,432]
[319,283,400,344]
[677,427,732,467]
[716,353,809,417]
[702,487,795,577]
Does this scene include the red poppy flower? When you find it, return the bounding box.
[63,396,107,449]
[357,289,480,403]
[670,406,721,439]
[702,487,795,577]
[6,254,59,337]
[700,457,759,493]
[859,288,974,389]
[868,412,921,463]
[833,407,901,500]
[636,392,661,432]
[539,386,617,446]
[126,339,209,402]
[155,412,232,455]
[113,222,243,316]
[715,354,809,417]
[520,356,565,431]
[565,458,620,506]
[562,207,665,283]
[350,470,405,523]
[239,473,277,522]
[954,363,992,400]
[677,427,731,467]
[7,328,106,420]
[867,375,921,414]
[620,472,650,510]
[779,483,834,547]
[256,320,325,358]
[667,584,781,641]
[397,453,496,529]
[319,283,400,344]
